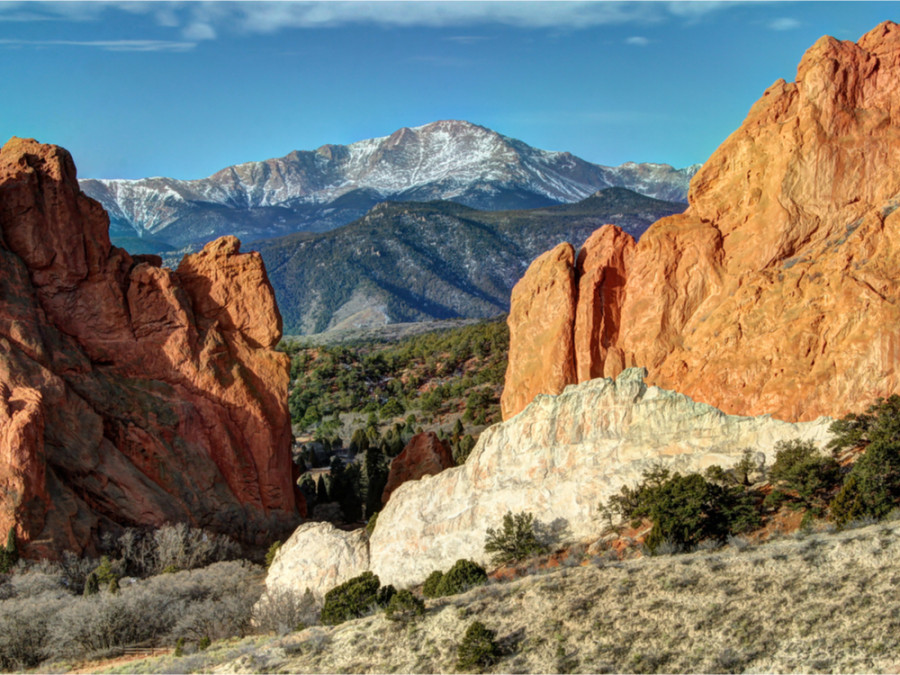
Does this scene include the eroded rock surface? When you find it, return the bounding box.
[381,432,454,506]
[0,137,300,556]
[503,21,900,422]
[265,522,369,603]
[500,242,577,420]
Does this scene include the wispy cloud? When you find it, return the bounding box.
[0,1,759,36]
[443,35,492,45]
[769,17,801,31]
[625,36,650,46]
[0,38,196,52]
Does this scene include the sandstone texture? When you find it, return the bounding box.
[503,21,900,423]
[264,522,369,603]
[270,369,830,596]
[381,432,454,506]
[0,137,300,557]
[500,243,577,420]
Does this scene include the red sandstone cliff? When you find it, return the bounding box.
[503,21,900,423]
[0,137,302,557]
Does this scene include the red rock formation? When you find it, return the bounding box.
[573,225,635,382]
[503,21,900,423]
[0,137,302,557]
[381,432,453,505]
[500,243,577,420]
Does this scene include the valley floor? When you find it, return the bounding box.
[62,518,900,674]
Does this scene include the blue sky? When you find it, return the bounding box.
[0,1,894,180]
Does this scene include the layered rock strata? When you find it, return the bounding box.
[381,432,454,506]
[0,137,300,557]
[266,369,830,597]
[503,21,900,423]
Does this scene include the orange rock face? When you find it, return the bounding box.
[500,243,577,420]
[503,21,900,423]
[0,137,302,557]
[381,432,453,506]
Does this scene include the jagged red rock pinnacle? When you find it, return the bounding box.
[503,21,900,423]
[0,137,303,557]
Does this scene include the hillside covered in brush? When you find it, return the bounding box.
[259,188,684,335]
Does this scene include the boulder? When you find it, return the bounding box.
[265,522,369,603]
[381,432,454,505]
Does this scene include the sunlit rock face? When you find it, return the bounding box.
[264,522,369,603]
[0,137,300,557]
[503,21,900,423]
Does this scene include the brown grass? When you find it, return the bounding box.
[175,518,900,673]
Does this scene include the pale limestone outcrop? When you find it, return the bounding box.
[264,522,369,602]
[368,369,830,589]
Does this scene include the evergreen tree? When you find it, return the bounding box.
[362,445,390,517]
[317,474,330,502]
[0,528,17,574]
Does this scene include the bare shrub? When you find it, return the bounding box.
[9,568,66,598]
[60,550,96,594]
[0,592,71,669]
[152,523,241,574]
[50,560,262,658]
[253,588,320,635]
[169,562,264,641]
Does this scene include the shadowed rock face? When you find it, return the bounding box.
[503,21,900,423]
[0,137,302,557]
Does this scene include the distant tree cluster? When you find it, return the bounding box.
[282,318,508,436]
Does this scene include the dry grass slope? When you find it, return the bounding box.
[78,518,900,674]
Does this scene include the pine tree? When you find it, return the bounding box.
[0,528,17,573]
[317,474,330,502]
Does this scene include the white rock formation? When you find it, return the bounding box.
[264,521,369,602]
[267,368,832,597]
[368,368,831,588]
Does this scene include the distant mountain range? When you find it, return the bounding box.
[258,188,685,335]
[80,120,699,250]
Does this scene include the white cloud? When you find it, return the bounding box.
[769,17,801,31]
[0,1,763,41]
[0,1,758,31]
[183,21,216,40]
[625,36,650,46]
[0,38,196,52]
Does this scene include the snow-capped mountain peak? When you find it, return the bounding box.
[79,120,698,248]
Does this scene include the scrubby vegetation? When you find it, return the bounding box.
[456,621,501,672]
[422,559,488,599]
[602,462,763,553]
[602,398,900,550]
[320,572,395,626]
[285,318,508,523]
[484,511,549,566]
[828,395,900,525]
[95,518,900,674]
[384,589,425,623]
[283,318,507,435]
[0,558,262,671]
